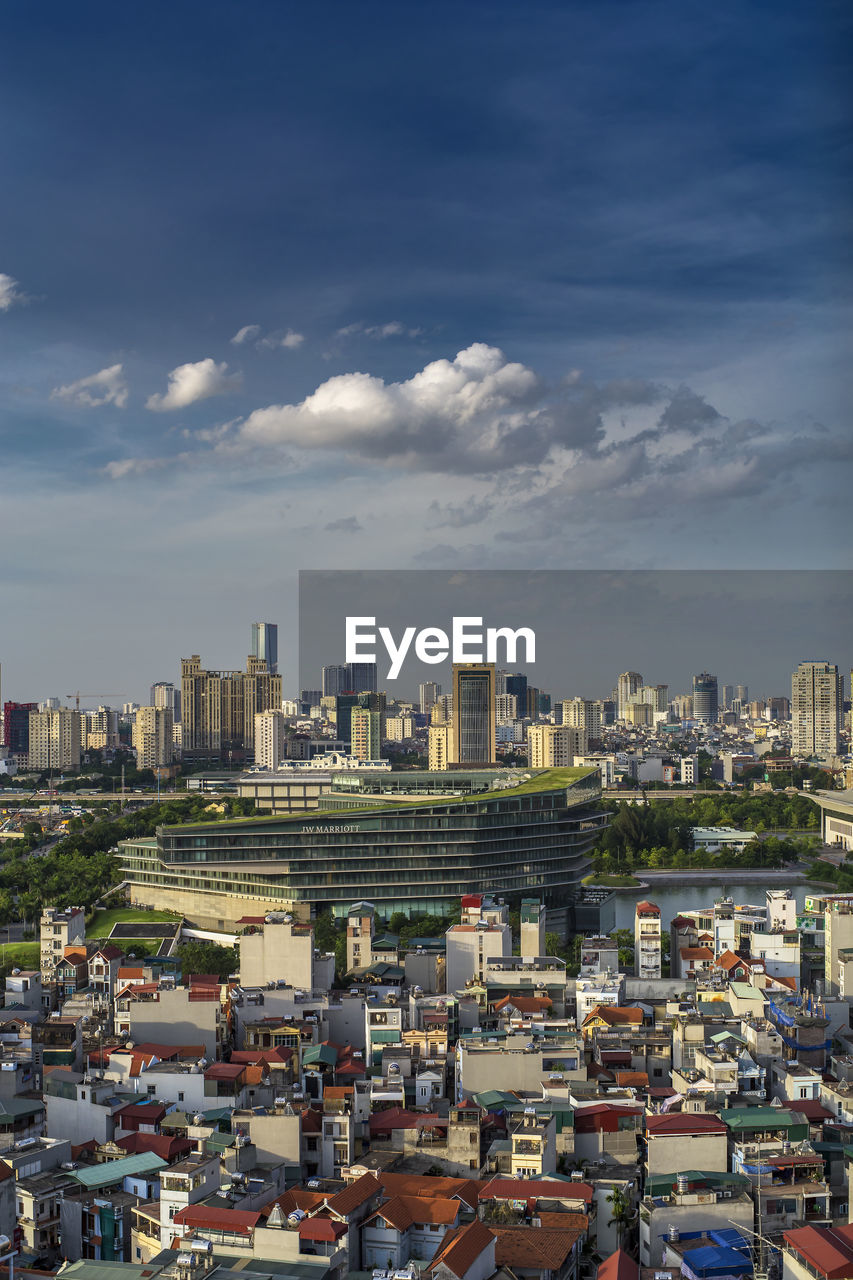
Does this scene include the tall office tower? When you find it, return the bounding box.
[504,673,528,707]
[736,684,749,705]
[133,706,174,769]
[350,706,383,760]
[431,694,453,725]
[495,694,519,724]
[528,724,583,768]
[562,698,600,749]
[525,687,541,719]
[495,670,508,696]
[151,681,181,722]
[250,622,279,675]
[768,696,790,721]
[419,682,441,715]
[722,684,734,710]
[180,654,282,760]
[3,701,37,753]
[347,661,378,694]
[538,692,552,717]
[28,708,82,771]
[253,710,285,769]
[792,661,843,759]
[617,672,643,721]
[451,663,496,764]
[692,673,719,724]
[322,665,350,698]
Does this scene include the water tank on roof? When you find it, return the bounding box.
[669,1226,680,1242]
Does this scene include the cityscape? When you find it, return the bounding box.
[1,3,851,1280]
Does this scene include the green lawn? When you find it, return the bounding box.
[582,873,643,887]
[88,907,182,936]
[0,941,41,972]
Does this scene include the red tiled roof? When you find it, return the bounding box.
[427,1219,494,1279]
[582,1006,643,1027]
[782,1225,853,1280]
[116,1101,167,1122]
[367,1195,461,1232]
[597,1248,640,1280]
[376,1172,483,1210]
[204,1062,244,1081]
[369,1107,446,1134]
[646,1113,727,1135]
[480,1177,593,1206]
[117,1132,193,1161]
[680,947,714,961]
[613,1070,648,1087]
[325,1172,382,1216]
[298,1217,348,1242]
[92,944,124,961]
[174,1205,260,1235]
[635,901,660,915]
[494,995,553,1014]
[492,1224,585,1269]
[797,1101,834,1122]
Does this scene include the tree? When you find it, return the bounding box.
[606,1186,636,1248]
[175,940,239,981]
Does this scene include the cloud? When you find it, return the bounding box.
[336,320,423,339]
[146,358,242,412]
[257,328,304,350]
[102,457,168,480]
[324,515,362,534]
[231,324,261,345]
[0,273,25,311]
[428,498,493,528]
[52,363,128,408]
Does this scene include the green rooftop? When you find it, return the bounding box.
[720,1107,809,1137]
[157,767,598,831]
[70,1152,167,1189]
[646,1169,751,1197]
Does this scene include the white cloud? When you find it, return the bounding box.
[237,342,543,470]
[102,457,167,480]
[257,328,304,350]
[0,273,25,311]
[146,358,242,412]
[231,324,261,345]
[52,363,128,409]
[336,320,422,339]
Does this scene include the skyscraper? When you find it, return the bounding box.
[251,622,278,675]
[419,682,441,715]
[692,673,719,724]
[792,662,843,759]
[451,663,496,764]
[150,681,181,722]
[350,705,382,760]
[347,662,378,694]
[181,654,281,760]
[617,672,643,721]
[322,665,350,698]
[133,706,174,769]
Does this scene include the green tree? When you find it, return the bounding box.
[175,940,238,981]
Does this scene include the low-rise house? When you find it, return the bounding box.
[644,1113,729,1177]
[362,1194,462,1268]
[639,1171,755,1267]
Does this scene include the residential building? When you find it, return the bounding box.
[180,654,281,761]
[28,707,82,771]
[419,682,441,715]
[350,705,383,760]
[634,901,662,980]
[617,673,643,722]
[639,1172,754,1268]
[644,1113,729,1178]
[133,706,174,769]
[238,914,334,990]
[528,725,583,769]
[792,661,843,759]
[40,906,86,984]
[253,710,286,769]
[562,698,601,746]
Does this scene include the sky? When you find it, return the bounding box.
[1,1,851,703]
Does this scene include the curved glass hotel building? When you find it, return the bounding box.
[119,767,607,928]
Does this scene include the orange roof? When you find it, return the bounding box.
[377,1171,483,1210]
[635,901,660,915]
[368,1194,460,1232]
[598,1248,640,1280]
[613,1071,648,1087]
[715,949,749,971]
[491,1223,586,1269]
[427,1219,494,1278]
[582,1005,643,1028]
[680,947,714,961]
[325,1172,381,1216]
[494,995,553,1014]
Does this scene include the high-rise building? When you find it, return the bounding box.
[322,665,349,698]
[28,708,82,771]
[180,654,281,760]
[692,673,719,724]
[419,682,441,715]
[528,724,583,769]
[347,662,378,694]
[150,682,181,722]
[451,664,496,765]
[722,684,734,710]
[792,662,843,760]
[85,707,121,751]
[768,696,791,721]
[350,706,383,760]
[133,706,174,769]
[736,684,749,705]
[495,694,519,724]
[336,691,384,746]
[428,722,452,770]
[562,698,600,748]
[253,709,286,769]
[505,673,528,707]
[617,672,643,721]
[3,701,37,754]
[250,622,278,675]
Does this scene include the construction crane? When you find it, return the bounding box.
[66,692,126,711]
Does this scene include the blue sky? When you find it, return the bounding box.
[1,1,850,701]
